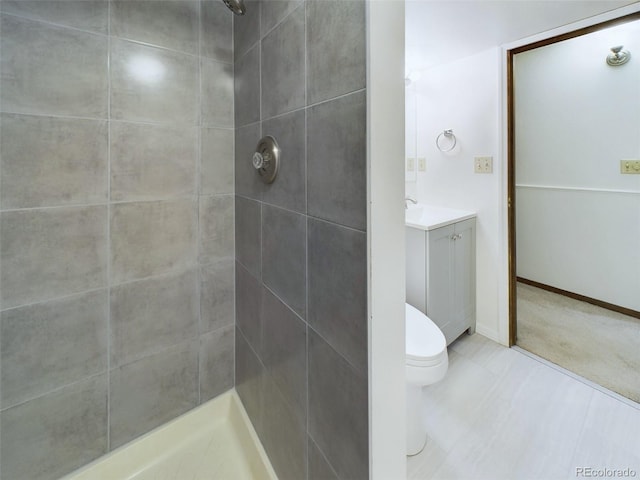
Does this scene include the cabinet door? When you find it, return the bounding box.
[453,219,476,335]
[426,224,455,338]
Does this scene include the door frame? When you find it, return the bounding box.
[506,10,640,346]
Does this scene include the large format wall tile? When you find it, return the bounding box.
[233,1,370,476]
[307,91,367,230]
[110,122,196,202]
[262,110,306,213]
[110,270,198,367]
[235,327,265,437]
[201,0,233,63]
[110,199,196,283]
[261,0,302,34]
[261,376,307,480]
[261,6,305,119]
[1,290,108,409]
[200,259,235,333]
[235,263,263,354]
[235,195,262,278]
[0,114,108,209]
[306,0,366,105]
[200,195,235,265]
[199,324,234,402]
[111,0,198,54]
[308,330,368,480]
[110,39,198,125]
[109,340,198,448]
[202,58,234,128]
[234,45,261,127]
[308,435,339,480]
[233,0,260,61]
[0,375,108,480]
[262,205,306,317]
[235,123,264,201]
[0,0,108,34]
[1,206,107,309]
[201,127,234,195]
[262,289,307,424]
[308,218,367,373]
[0,15,107,118]
[0,4,236,477]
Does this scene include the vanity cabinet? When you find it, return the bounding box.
[406,218,476,345]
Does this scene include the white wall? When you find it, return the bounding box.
[406,48,503,341]
[514,20,640,311]
[406,4,640,343]
[367,1,406,478]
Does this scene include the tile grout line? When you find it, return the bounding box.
[0,10,233,65]
[2,82,365,134]
[231,4,237,396]
[235,319,303,430]
[0,194,232,215]
[0,10,109,38]
[257,2,265,420]
[0,371,108,415]
[105,0,112,453]
[0,330,208,415]
[0,286,109,315]
[303,2,311,477]
[0,110,234,131]
[196,0,203,407]
[233,193,366,234]
[308,433,342,480]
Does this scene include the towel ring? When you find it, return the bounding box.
[436,129,456,152]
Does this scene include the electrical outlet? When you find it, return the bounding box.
[474,156,493,174]
[620,160,640,174]
[407,157,415,172]
[418,157,426,171]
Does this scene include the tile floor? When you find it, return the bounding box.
[407,333,640,480]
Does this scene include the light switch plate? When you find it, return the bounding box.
[474,156,493,174]
[418,157,426,171]
[407,157,415,172]
[620,160,640,174]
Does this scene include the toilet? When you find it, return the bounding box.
[405,302,448,456]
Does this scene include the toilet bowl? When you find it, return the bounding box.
[405,302,448,456]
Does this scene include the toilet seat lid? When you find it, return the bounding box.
[405,303,446,361]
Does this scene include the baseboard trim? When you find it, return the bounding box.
[474,324,502,344]
[517,277,640,320]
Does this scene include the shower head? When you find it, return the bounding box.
[606,45,630,66]
[222,0,246,15]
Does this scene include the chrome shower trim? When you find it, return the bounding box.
[223,0,246,16]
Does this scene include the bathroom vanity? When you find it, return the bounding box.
[406,205,476,345]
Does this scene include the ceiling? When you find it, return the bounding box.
[405,0,639,73]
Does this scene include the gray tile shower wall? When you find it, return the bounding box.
[0,2,235,479]
[233,1,369,479]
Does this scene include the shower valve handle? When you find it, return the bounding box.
[252,136,280,184]
[252,151,266,170]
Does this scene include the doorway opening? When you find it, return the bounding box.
[507,11,640,403]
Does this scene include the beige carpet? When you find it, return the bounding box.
[517,282,640,404]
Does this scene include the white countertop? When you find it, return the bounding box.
[405,204,476,231]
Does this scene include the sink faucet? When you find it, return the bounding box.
[405,196,417,209]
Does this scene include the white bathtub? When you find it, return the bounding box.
[62,390,277,480]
